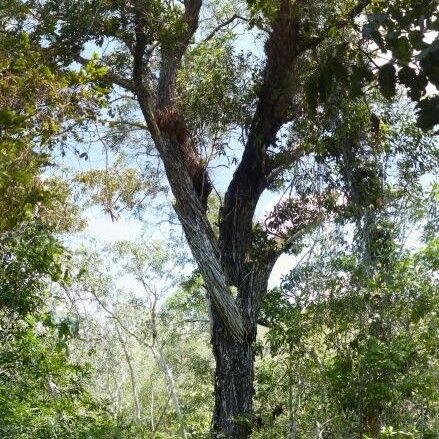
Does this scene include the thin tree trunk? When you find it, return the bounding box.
[89,289,186,437]
[151,345,188,439]
[116,325,142,422]
[289,419,298,439]
[150,387,154,433]
[114,374,127,416]
[149,290,188,439]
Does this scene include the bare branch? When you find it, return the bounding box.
[108,119,149,130]
[202,14,246,43]
[266,144,306,186]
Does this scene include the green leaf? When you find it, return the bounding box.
[407,73,428,101]
[391,36,412,64]
[419,40,439,88]
[416,96,439,131]
[378,63,397,99]
[409,30,428,51]
[397,65,416,87]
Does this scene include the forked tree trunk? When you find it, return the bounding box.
[68,0,374,435]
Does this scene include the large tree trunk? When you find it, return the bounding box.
[211,306,257,438]
[209,269,270,438]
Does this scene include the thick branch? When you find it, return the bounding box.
[219,0,372,283]
[153,0,212,208]
[157,0,202,109]
[119,0,246,340]
[132,63,247,340]
[220,0,302,282]
[132,0,149,89]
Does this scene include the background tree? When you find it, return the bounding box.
[59,239,213,438]
[258,225,438,438]
[256,97,439,438]
[0,21,122,438]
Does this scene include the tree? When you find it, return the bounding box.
[60,239,213,437]
[7,0,438,436]
[256,98,438,438]
[258,229,438,438]
[0,20,121,438]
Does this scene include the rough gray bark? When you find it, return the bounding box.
[211,309,256,437]
[210,265,273,436]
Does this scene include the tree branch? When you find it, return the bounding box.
[220,0,303,283]
[202,14,246,43]
[132,0,149,90]
[266,144,306,186]
[74,55,136,92]
[219,0,371,285]
[157,0,202,109]
[128,0,247,340]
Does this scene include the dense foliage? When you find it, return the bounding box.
[258,232,439,438]
[0,24,120,438]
